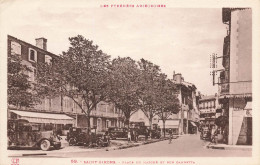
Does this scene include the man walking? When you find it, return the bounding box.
[169,129,173,144]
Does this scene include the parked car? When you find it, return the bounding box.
[95,132,110,147]
[136,126,150,137]
[66,127,91,146]
[108,127,128,139]
[66,127,110,147]
[200,127,210,140]
[150,129,161,139]
[8,119,61,151]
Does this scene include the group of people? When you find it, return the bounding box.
[127,129,139,143]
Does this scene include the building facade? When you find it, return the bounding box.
[199,94,222,127]
[217,8,252,145]
[7,35,124,134]
[129,72,200,135]
[172,72,200,134]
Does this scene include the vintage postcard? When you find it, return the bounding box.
[0,0,260,165]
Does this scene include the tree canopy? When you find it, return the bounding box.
[37,35,111,128]
[8,53,38,108]
[36,35,180,130]
[108,57,141,126]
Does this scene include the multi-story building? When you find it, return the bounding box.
[7,35,124,134]
[199,94,222,127]
[171,72,200,134]
[217,8,252,145]
[129,72,200,135]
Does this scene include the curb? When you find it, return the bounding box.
[206,143,252,151]
[108,137,171,151]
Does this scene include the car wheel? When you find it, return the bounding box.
[40,139,51,151]
[96,139,104,147]
[69,138,77,146]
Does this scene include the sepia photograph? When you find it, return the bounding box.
[0,0,259,165]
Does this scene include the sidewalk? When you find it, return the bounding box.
[206,143,252,151]
[8,137,171,157]
[108,137,170,150]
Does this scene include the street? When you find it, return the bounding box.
[9,134,251,158]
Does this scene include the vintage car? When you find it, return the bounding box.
[108,127,128,140]
[200,127,211,140]
[150,129,161,139]
[66,127,110,147]
[8,119,61,151]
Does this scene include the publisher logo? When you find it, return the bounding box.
[11,158,19,165]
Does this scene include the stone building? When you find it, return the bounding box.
[171,72,200,134]
[218,8,252,145]
[199,94,222,127]
[7,35,124,134]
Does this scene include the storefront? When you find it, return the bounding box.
[9,109,75,135]
[158,120,180,135]
[219,95,252,145]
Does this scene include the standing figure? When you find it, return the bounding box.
[128,130,131,143]
[169,129,173,144]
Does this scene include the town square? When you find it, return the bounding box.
[0,1,258,164]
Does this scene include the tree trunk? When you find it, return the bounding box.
[87,112,91,133]
[125,118,130,128]
[124,110,131,128]
[163,120,166,138]
[149,116,153,130]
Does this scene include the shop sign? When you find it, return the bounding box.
[244,109,252,117]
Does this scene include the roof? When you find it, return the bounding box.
[199,95,216,101]
[8,35,58,58]
[172,80,197,90]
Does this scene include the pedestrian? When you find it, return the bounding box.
[169,129,173,144]
[128,130,131,143]
[135,130,139,142]
[133,130,137,142]
[211,125,217,143]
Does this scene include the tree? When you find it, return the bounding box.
[108,57,141,127]
[154,74,180,137]
[137,58,161,129]
[36,35,111,129]
[8,53,38,108]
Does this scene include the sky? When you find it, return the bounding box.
[0,0,227,95]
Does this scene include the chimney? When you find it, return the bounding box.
[35,37,47,50]
[174,73,182,84]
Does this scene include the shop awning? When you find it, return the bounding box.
[158,120,180,128]
[219,93,252,99]
[189,121,197,127]
[10,110,74,125]
[244,102,252,110]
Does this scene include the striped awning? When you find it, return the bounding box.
[158,120,180,128]
[189,121,197,127]
[10,110,75,124]
[244,102,252,110]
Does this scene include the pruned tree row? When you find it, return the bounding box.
[9,35,180,133]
